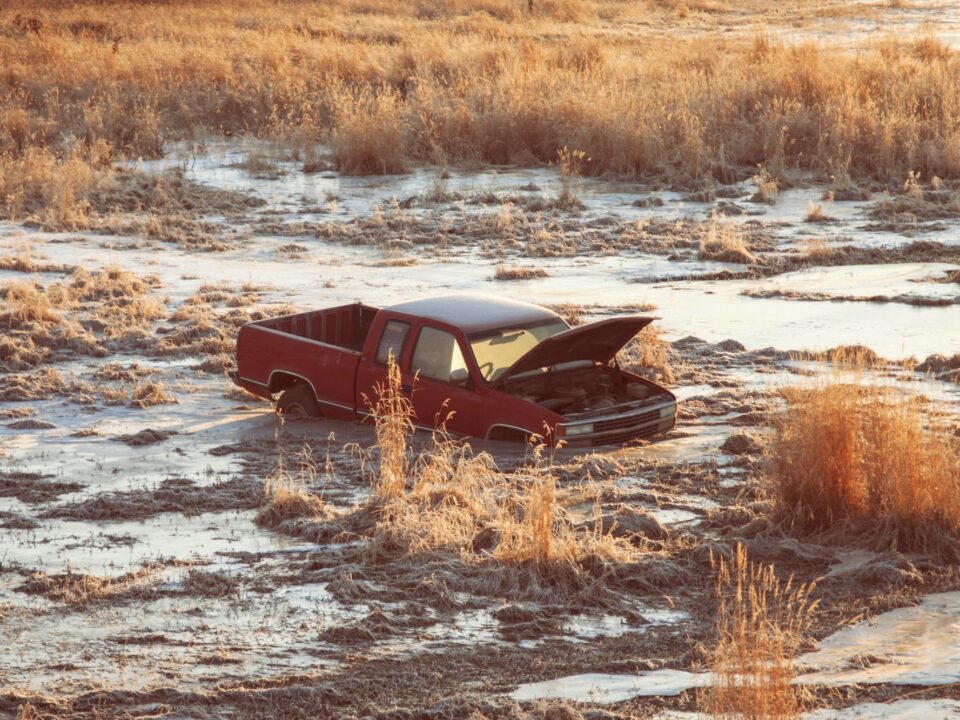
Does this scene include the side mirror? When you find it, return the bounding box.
[450,368,471,388]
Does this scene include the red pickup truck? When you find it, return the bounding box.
[231,295,677,447]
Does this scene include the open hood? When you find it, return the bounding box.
[493,316,654,386]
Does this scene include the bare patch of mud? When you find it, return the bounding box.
[741,288,960,307]
[43,476,263,521]
[0,471,83,504]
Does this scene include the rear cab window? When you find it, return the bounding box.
[411,326,468,383]
[375,320,411,365]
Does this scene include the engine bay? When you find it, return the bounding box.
[504,364,672,419]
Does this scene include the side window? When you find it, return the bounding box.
[411,326,467,383]
[375,320,410,365]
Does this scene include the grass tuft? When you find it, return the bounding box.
[707,544,816,719]
[770,357,960,557]
[699,215,756,264]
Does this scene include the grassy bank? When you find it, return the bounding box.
[2,0,959,202]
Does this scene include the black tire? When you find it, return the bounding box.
[276,384,321,420]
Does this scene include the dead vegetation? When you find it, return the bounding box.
[866,172,960,232]
[0,266,163,370]
[45,476,263,521]
[618,324,679,385]
[699,216,757,265]
[492,265,549,281]
[272,359,653,606]
[0,471,82,504]
[707,544,817,719]
[769,356,960,558]
[255,444,328,528]
[3,2,960,228]
[16,564,160,606]
[741,288,958,308]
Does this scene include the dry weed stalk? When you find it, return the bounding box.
[493,264,549,281]
[617,324,678,385]
[360,358,635,599]
[708,544,817,720]
[771,352,960,556]
[257,443,326,527]
[367,355,415,502]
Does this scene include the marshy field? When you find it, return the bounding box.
[2,0,960,718]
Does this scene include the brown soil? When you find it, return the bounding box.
[0,471,83,504]
[44,476,264,521]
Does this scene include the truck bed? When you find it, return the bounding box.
[234,302,380,414]
[251,303,379,351]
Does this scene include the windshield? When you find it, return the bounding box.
[469,320,569,382]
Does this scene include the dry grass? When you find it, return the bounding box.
[800,237,834,262]
[364,356,415,502]
[350,357,637,602]
[707,544,816,719]
[19,564,159,606]
[699,215,757,264]
[2,1,959,221]
[770,356,960,557]
[256,444,327,528]
[493,264,549,281]
[804,201,834,223]
[129,380,177,409]
[618,324,678,385]
[0,266,164,369]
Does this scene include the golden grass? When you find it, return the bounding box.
[707,544,817,720]
[1,266,164,368]
[365,356,415,502]
[770,357,960,557]
[2,1,959,209]
[493,264,549,281]
[699,215,757,264]
[618,323,678,385]
[355,357,636,600]
[257,444,327,527]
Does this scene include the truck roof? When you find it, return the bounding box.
[386,294,562,335]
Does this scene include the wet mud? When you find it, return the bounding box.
[0,136,958,718]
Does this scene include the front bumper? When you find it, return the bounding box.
[557,402,677,447]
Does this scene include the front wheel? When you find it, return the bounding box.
[276,384,321,420]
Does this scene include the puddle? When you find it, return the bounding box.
[826,549,879,578]
[797,591,960,687]
[511,669,711,704]
[805,699,960,719]
[512,591,960,704]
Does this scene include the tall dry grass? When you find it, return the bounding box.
[708,544,817,720]
[2,0,959,207]
[257,442,327,527]
[365,355,415,502]
[770,356,960,557]
[359,358,635,599]
[699,215,757,264]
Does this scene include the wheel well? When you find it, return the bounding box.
[486,425,537,444]
[268,372,316,398]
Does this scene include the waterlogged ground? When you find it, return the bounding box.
[0,137,959,718]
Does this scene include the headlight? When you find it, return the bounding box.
[561,423,594,437]
[660,404,677,418]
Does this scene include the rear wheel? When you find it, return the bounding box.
[276,384,321,420]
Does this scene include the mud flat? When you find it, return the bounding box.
[1,132,959,719]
